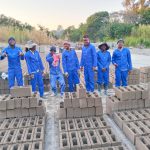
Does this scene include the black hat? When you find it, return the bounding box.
[50,46,56,52]
[117,39,124,44]
[98,43,110,50]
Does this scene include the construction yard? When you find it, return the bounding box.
[0,48,150,150]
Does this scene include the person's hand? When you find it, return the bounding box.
[2,53,7,57]
[114,63,118,68]
[93,67,97,71]
[65,72,69,77]
[128,70,132,75]
[30,74,34,79]
[80,67,84,71]
[19,52,24,56]
[102,68,106,72]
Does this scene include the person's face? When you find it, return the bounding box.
[118,41,124,49]
[64,43,70,50]
[31,46,36,51]
[101,45,107,51]
[83,38,90,46]
[9,39,16,47]
[50,50,55,55]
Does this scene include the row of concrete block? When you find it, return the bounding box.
[0,101,46,119]
[58,102,103,119]
[0,126,44,145]
[60,128,121,150]
[0,116,45,130]
[0,94,40,111]
[114,85,149,101]
[59,117,110,132]
[89,145,127,150]
[106,96,145,115]
[64,91,102,109]
[0,141,44,150]
[136,134,150,150]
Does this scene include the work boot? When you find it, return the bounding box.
[104,85,108,96]
[98,84,102,95]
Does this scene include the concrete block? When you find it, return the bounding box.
[0,130,9,145]
[21,108,29,117]
[89,117,103,129]
[58,102,67,119]
[74,118,85,130]
[71,92,80,108]
[87,130,101,148]
[76,84,86,98]
[29,94,39,108]
[59,119,68,132]
[23,127,35,142]
[0,145,11,150]
[64,92,72,108]
[32,141,43,150]
[82,118,93,130]
[81,108,89,117]
[14,108,22,118]
[14,98,22,108]
[96,106,103,116]
[69,131,81,150]
[9,118,22,129]
[79,98,87,108]
[36,101,46,116]
[33,127,44,142]
[21,143,32,150]
[78,130,91,149]
[93,92,102,107]
[36,116,45,127]
[136,136,150,150]
[86,93,95,108]
[88,107,96,117]
[60,132,70,150]
[9,144,22,150]
[10,86,32,98]
[28,116,38,127]
[22,97,30,108]
[29,108,37,117]
[74,108,81,118]
[0,96,7,110]
[19,117,30,128]
[0,111,6,119]
[67,108,74,118]
[66,119,76,131]
[6,109,15,118]
[13,128,26,143]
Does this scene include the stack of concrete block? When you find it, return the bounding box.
[0,79,9,94]
[0,116,45,149]
[0,86,46,119]
[112,108,150,148]
[109,66,140,85]
[106,85,148,115]
[59,117,125,150]
[140,66,150,83]
[58,84,103,119]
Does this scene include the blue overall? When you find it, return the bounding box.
[112,48,132,87]
[25,50,44,97]
[62,49,80,92]
[1,46,24,88]
[80,44,97,92]
[97,50,111,86]
[46,53,65,95]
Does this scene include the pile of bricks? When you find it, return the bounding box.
[113,108,150,149]
[58,84,103,119]
[59,117,127,150]
[109,66,140,85]
[0,86,46,119]
[0,79,9,94]
[0,86,46,149]
[140,66,150,83]
[106,85,148,116]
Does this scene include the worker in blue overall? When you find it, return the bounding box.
[0,37,24,88]
[97,43,111,95]
[46,46,65,98]
[112,39,132,87]
[25,41,46,98]
[80,35,97,93]
[62,41,80,92]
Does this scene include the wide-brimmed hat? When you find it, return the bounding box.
[25,40,37,49]
[50,46,56,52]
[98,43,110,50]
[117,39,124,44]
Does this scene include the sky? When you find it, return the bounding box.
[0,0,124,30]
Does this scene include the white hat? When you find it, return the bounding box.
[25,40,37,49]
